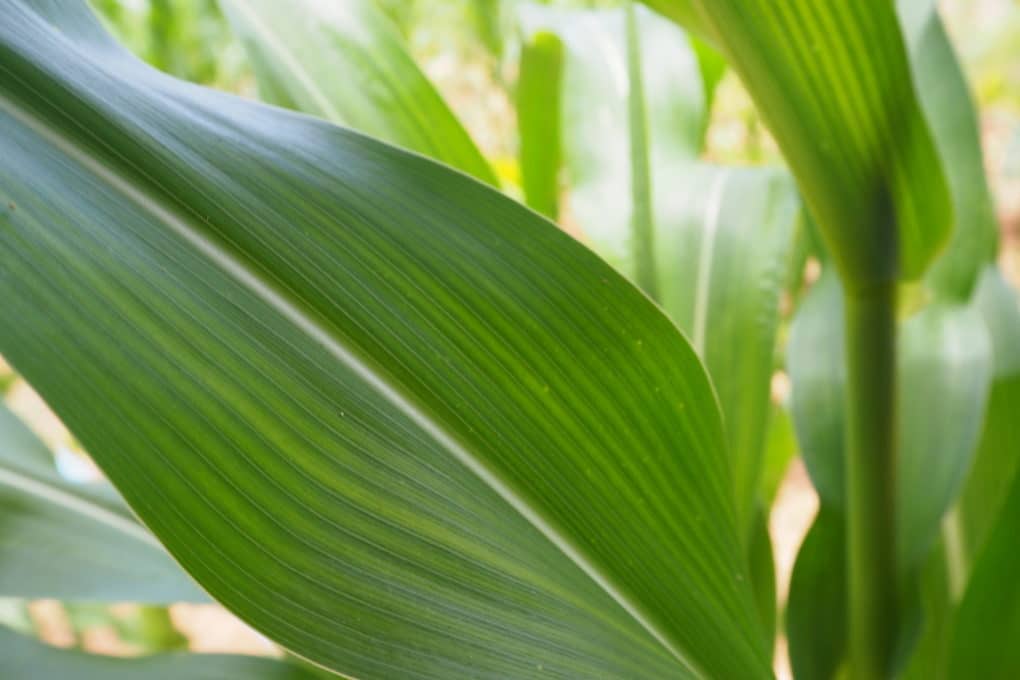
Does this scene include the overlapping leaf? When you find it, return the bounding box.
[219,0,496,185]
[688,0,951,284]
[0,406,206,602]
[0,1,770,677]
[0,625,315,679]
[897,2,999,300]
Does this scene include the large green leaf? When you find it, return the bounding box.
[0,406,206,602]
[219,0,496,186]
[0,625,314,679]
[689,0,951,284]
[0,2,769,678]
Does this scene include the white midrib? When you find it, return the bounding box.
[0,465,161,548]
[223,0,343,122]
[0,93,708,678]
[691,169,730,355]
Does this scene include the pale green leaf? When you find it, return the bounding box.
[655,165,800,534]
[786,269,993,673]
[0,406,206,603]
[0,625,315,679]
[896,3,999,300]
[788,272,991,573]
[219,0,497,185]
[517,3,706,281]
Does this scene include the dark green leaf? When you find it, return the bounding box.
[0,2,769,677]
[690,0,952,284]
[786,507,847,680]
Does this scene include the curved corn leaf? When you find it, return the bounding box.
[897,3,999,300]
[690,0,951,284]
[786,272,847,508]
[517,30,563,219]
[0,406,206,602]
[0,2,769,678]
[219,0,496,186]
[786,507,846,680]
[0,625,314,679]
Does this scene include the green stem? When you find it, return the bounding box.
[624,1,658,300]
[844,282,898,679]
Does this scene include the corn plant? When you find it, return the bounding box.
[0,0,1018,678]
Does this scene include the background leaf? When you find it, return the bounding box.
[516,30,563,219]
[948,460,1020,679]
[219,0,496,185]
[517,3,707,281]
[0,406,206,603]
[0,625,315,679]
[653,165,800,535]
[897,3,999,300]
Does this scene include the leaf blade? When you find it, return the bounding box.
[689,0,951,284]
[0,2,769,677]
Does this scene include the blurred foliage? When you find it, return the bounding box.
[88,0,250,90]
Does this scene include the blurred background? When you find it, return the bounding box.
[2,0,1018,676]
